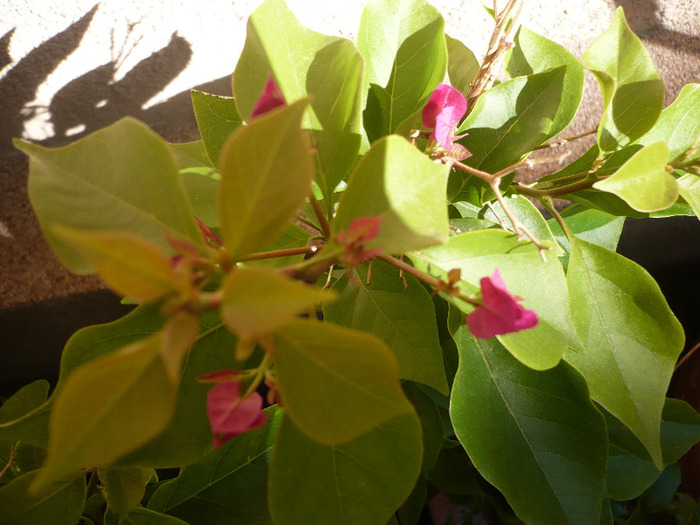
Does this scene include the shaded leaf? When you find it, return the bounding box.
[268,412,422,525]
[324,259,448,394]
[272,319,414,445]
[580,8,664,151]
[148,407,282,524]
[99,467,156,522]
[565,238,684,467]
[449,316,608,525]
[14,118,201,273]
[445,35,479,99]
[334,135,450,255]
[191,90,243,166]
[105,507,190,525]
[169,141,220,228]
[0,380,50,425]
[219,99,314,259]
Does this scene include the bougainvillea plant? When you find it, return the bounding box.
[3,0,700,523]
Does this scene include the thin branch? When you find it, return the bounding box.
[0,445,15,481]
[308,193,331,238]
[534,127,597,150]
[240,245,321,262]
[675,340,700,373]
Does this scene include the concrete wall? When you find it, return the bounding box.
[0,0,698,389]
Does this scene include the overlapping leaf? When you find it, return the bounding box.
[268,412,422,525]
[581,8,664,152]
[333,135,450,255]
[358,0,446,142]
[323,259,448,394]
[14,118,201,273]
[272,319,414,445]
[99,467,156,522]
[449,316,608,525]
[191,90,243,166]
[565,238,685,467]
[233,0,363,201]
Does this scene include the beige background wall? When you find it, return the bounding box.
[0,1,698,387]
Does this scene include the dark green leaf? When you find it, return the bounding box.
[446,35,479,99]
[324,259,448,394]
[99,467,156,522]
[449,316,608,525]
[268,412,422,525]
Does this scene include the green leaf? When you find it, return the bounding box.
[272,318,414,445]
[323,259,448,394]
[148,407,282,524]
[547,206,625,268]
[0,471,85,525]
[191,90,243,167]
[639,84,700,158]
[219,99,314,259]
[51,227,187,302]
[410,230,579,370]
[445,35,479,99]
[14,117,201,273]
[333,135,450,254]
[358,0,446,141]
[32,332,178,492]
[0,380,50,425]
[661,398,700,465]
[106,507,190,525]
[221,266,332,339]
[505,25,585,138]
[403,382,444,474]
[677,173,700,219]
[593,141,678,212]
[580,8,664,152]
[449,317,608,525]
[233,0,363,201]
[247,222,311,269]
[169,141,220,228]
[564,238,684,467]
[268,411,422,525]
[456,67,567,173]
[99,467,156,522]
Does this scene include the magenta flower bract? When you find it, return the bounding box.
[336,216,383,267]
[250,75,286,119]
[422,84,468,150]
[466,269,538,338]
[206,381,267,448]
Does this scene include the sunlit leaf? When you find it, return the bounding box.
[272,319,414,445]
[565,238,684,467]
[581,8,664,151]
[191,90,243,166]
[14,118,201,273]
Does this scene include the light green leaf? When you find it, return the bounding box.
[565,238,684,467]
[410,230,579,370]
[32,333,178,492]
[169,141,220,228]
[0,471,85,525]
[638,84,700,158]
[358,0,446,141]
[593,141,678,212]
[221,266,332,338]
[677,173,700,219]
[580,8,664,151]
[191,90,243,166]
[233,0,363,201]
[268,412,422,525]
[148,407,282,524]
[219,99,314,259]
[99,467,156,522]
[272,319,414,445]
[445,35,479,98]
[14,118,201,273]
[52,227,188,302]
[323,259,448,394]
[455,67,567,175]
[505,26,585,138]
[449,317,608,525]
[334,135,450,254]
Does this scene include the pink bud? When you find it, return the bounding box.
[336,216,383,267]
[206,381,267,448]
[466,269,538,338]
[250,75,286,119]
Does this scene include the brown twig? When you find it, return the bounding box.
[240,245,320,262]
[534,127,597,150]
[675,340,700,373]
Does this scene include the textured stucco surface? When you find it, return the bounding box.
[0,1,698,333]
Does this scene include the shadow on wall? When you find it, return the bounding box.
[0,4,232,155]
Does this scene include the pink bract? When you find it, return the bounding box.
[466,269,538,338]
[422,83,467,150]
[206,381,267,448]
[336,216,383,266]
[250,75,286,119]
